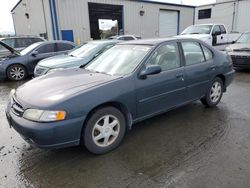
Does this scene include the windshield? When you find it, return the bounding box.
[182,25,212,35]
[237,33,250,43]
[20,43,41,55]
[69,43,102,58]
[85,45,151,76]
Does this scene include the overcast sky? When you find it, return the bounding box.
[0,0,216,35]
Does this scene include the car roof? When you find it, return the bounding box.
[0,36,45,40]
[118,38,178,46]
[87,40,120,45]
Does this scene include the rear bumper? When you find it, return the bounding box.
[5,103,86,149]
[224,69,235,89]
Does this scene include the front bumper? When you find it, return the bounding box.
[5,103,86,149]
[231,55,250,69]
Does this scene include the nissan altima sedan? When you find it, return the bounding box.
[6,38,234,154]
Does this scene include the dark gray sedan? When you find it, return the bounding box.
[6,38,234,154]
[0,41,76,81]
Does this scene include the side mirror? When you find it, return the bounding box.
[139,65,162,79]
[31,50,39,57]
[232,40,236,44]
[212,31,221,36]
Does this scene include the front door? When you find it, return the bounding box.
[136,42,187,118]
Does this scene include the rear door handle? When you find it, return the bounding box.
[176,73,184,81]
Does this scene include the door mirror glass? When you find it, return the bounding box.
[139,65,161,79]
[31,50,39,57]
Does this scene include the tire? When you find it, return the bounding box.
[83,106,126,154]
[201,77,223,107]
[7,64,27,81]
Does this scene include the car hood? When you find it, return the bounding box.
[38,54,91,68]
[177,34,210,39]
[0,41,20,56]
[228,43,250,51]
[15,68,121,108]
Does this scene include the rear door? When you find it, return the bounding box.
[212,25,226,46]
[181,41,216,100]
[136,42,187,118]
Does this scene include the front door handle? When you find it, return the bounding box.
[210,66,216,71]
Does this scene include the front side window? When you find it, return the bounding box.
[212,25,221,35]
[85,45,151,76]
[219,25,226,34]
[182,42,205,66]
[146,43,181,71]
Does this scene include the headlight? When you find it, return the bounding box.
[225,47,233,52]
[23,109,66,122]
[47,68,64,74]
[9,89,16,100]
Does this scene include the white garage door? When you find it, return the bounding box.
[159,10,178,37]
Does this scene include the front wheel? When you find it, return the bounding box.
[83,107,126,154]
[201,77,223,107]
[7,64,27,81]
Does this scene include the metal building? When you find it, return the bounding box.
[195,0,250,33]
[11,0,195,44]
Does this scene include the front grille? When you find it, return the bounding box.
[34,66,49,76]
[231,55,250,67]
[11,96,24,116]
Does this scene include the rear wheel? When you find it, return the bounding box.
[7,64,27,81]
[201,77,223,107]
[83,106,126,154]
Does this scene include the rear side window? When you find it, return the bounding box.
[37,43,55,54]
[146,42,181,71]
[56,43,75,52]
[201,45,213,61]
[118,37,125,40]
[182,42,205,66]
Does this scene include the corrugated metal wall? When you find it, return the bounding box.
[195,0,250,33]
[55,0,194,43]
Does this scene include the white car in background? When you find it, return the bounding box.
[178,24,240,46]
[108,35,141,41]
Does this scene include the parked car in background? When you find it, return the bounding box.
[34,40,118,77]
[0,41,76,81]
[0,36,45,57]
[225,32,250,69]
[108,35,141,41]
[6,38,234,154]
[179,24,240,46]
